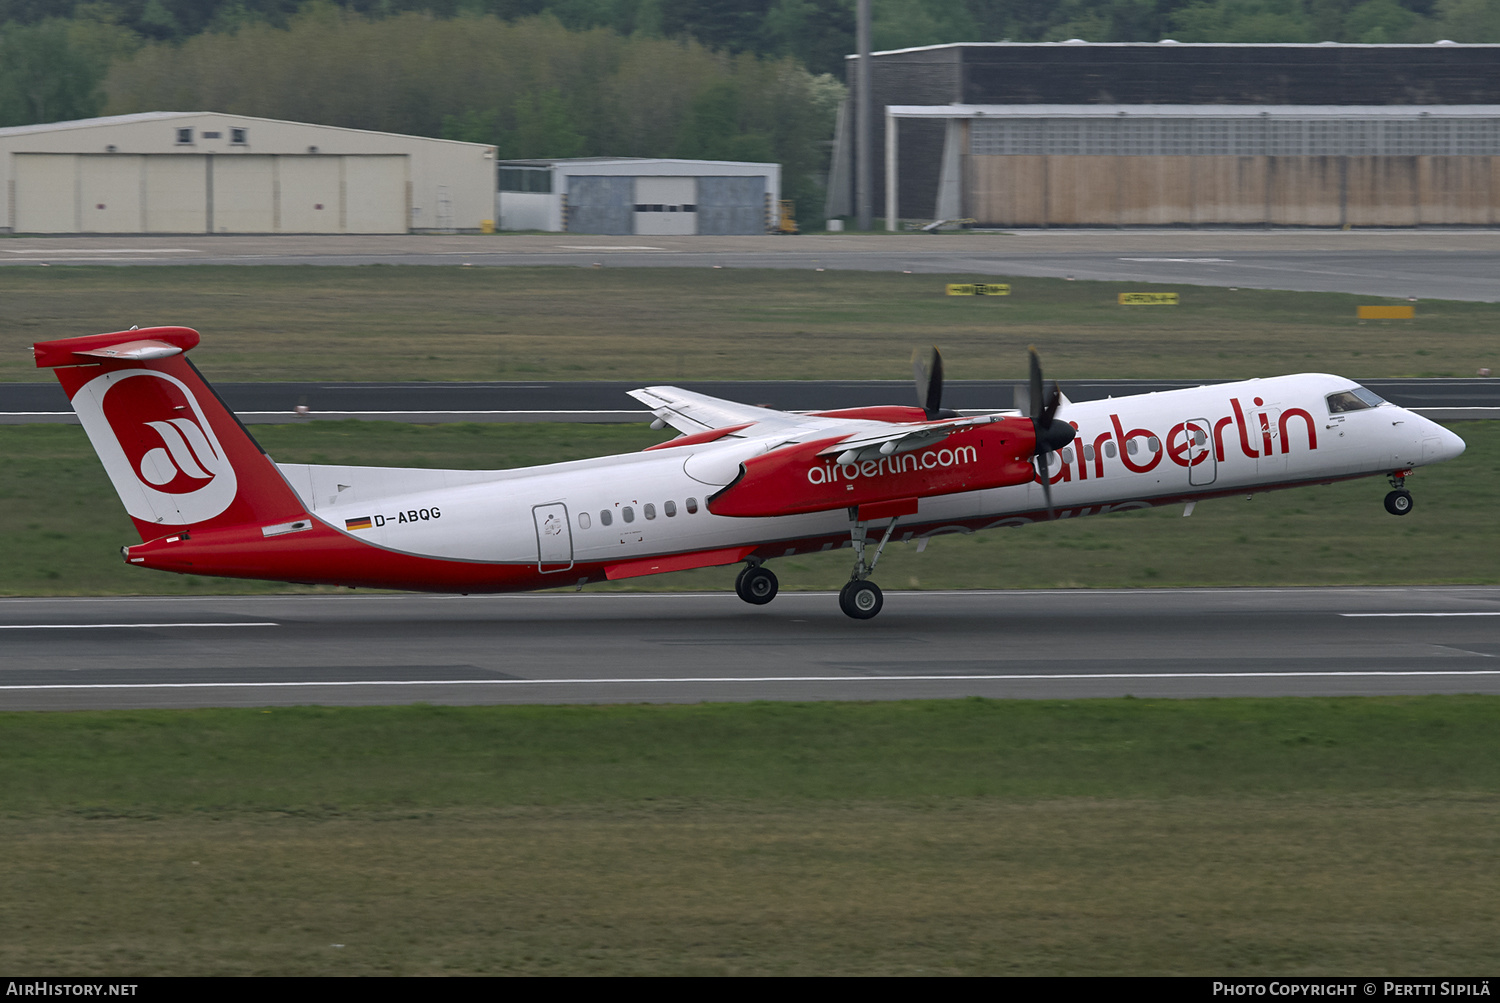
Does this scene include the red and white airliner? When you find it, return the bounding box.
[36,326,1466,619]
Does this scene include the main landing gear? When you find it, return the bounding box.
[733,516,901,620]
[734,562,778,605]
[1384,470,1414,516]
[838,515,901,620]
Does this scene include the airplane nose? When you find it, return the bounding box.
[1413,415,1466,464]
[1433,424,1467,463]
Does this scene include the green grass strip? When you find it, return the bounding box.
[5,698,1499,816]
[3,265,1497,382]
[3,699,1499,974]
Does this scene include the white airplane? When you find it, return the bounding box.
[36,326,1466,619]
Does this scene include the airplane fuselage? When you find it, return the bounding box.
[37,328,1461,614]
[154,373,1458,592]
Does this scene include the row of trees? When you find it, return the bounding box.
[3,2,1499,59]
[102,7,843,218]
[6,3,1500,130]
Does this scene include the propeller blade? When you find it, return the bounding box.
[1027,348,1074,451]
[1036,452,1056,521]
[1027,347,1070,520]
[912,346,944,420]
[1041,379,1061,427]
[1028,347,1044,426]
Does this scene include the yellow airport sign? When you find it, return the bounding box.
[1357,305,1415,320]
[1118,292,1179,305]
[946,283,1010,296]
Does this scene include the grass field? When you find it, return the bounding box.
[2,698,1497,975]
[6,265,1498,976]
[3,266,1497,383]
[1,420,1494,596]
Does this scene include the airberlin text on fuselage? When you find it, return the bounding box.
[1055,395,1317,484]
[807,446,979,485]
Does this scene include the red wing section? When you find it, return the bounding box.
[36,327,309,541]
[803,406,930,423]
[708,421,1037,518]
[642,423,753,451]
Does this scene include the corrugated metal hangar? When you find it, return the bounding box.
[829,42,1500,228]
[497,158,780,234]
[0,112,497,234]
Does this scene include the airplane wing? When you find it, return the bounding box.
[629,386,806,435]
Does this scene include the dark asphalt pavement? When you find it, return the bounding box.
[4,588,1498,710]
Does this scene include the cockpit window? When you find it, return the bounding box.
[1326,388,1386,414]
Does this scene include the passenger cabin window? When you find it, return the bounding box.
[685,497,699,514]
[599,510,612,526]
[622,506,635,523]
[1327,388,1385,414]
[664,500,677,517]
[644,503,656,520]
[579,512,591,530]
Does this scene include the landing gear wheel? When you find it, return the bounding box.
[736,566,778,605]
[839,580,884,620]
[1384,490,1414,516]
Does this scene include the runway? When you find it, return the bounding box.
[4,588,1498,711]
[2,230,1498,300]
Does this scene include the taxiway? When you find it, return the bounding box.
[2,230,1498,301]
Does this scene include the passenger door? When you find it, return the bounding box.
[532,503,573,574]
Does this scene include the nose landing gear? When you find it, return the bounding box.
[1384,470,1414,516]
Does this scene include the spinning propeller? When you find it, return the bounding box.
[912,347,957,421]
[1027,347,1075,519]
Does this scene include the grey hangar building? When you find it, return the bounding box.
[0,111,497,235]
[826,42,1500,228]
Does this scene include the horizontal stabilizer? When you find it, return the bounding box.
[34,327,200,369]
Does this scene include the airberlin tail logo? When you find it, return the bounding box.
[138,418,225,487]
[73,369,238,526]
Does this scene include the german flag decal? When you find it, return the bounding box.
[345,516,374,531]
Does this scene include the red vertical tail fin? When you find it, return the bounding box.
[35,327,308,542]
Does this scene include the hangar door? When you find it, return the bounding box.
[11,153,408,233]
[566,176,633,234]
[697,176,767,235]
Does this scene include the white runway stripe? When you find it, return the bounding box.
[1340,612,1500,617]
[0,622,278,630]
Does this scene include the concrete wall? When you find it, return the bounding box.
[836,43,1500,222]
[964,153,1500,226]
